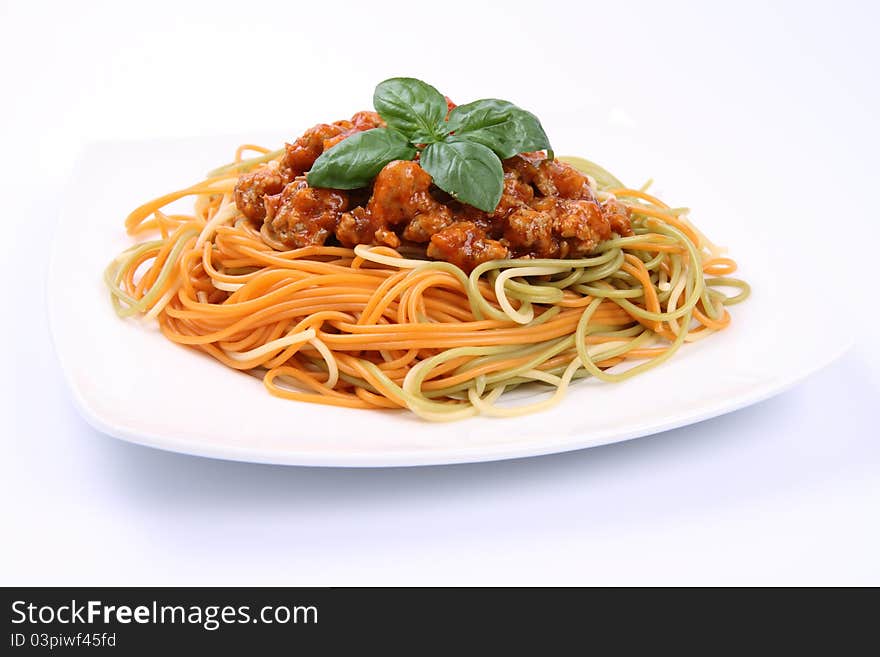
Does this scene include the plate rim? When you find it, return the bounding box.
[50,327,850,467]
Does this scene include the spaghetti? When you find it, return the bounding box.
[106,148,749,421]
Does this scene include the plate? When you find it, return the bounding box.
[48,129,850,467]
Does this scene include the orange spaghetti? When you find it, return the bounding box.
[106,148,749,420]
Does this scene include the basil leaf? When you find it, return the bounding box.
[447,98,552,159]
[306,128,416,189]
[421,140,504,213]
[447,99,517,133]
[373,77,448,142]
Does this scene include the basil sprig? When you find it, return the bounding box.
[306,78,552,212]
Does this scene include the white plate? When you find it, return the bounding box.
[48,128,850,467]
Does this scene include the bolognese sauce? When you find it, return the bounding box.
[234,110,633,272]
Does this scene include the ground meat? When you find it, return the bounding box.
[601,197,635,237]
[444,201,495,236]
[503,206,556,257]
[504,197,615,259]
[500,156,549,194]
[233,163,286,222]
[234,112,382,223]
[494,157,628,259]
[403,210,455,243]
[503,155,596,201]
[492,171,535,220]
[351,111,385,131]
[427,222,509,272]
[367,160,453,243]
[538,159,595,200]
[280,123,346,179]
[551,199,608,244]
[336,206,400,248]
[335,156,451,249]
[265,179,348,248]
[323,111,385,150]
[235,119,633,271]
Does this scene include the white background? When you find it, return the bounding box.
[1,0,878,585]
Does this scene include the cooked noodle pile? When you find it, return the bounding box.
[106,147,749,421]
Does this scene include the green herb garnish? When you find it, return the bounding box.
[306,78,552,212]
